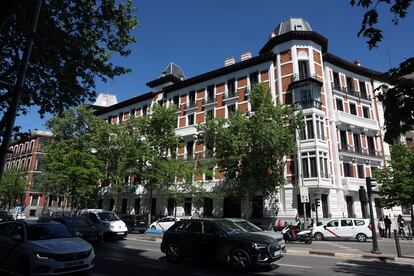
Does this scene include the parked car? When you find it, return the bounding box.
[223,218,286,251]
[149,216,180,231]
[313,218,372,242]
[77,209,128,240]
[0,211,14,222]
[161,218,283,271]
[0,220,95,275]
[52,217,103,245]
[9,209,26,220]
[118,214,148,233]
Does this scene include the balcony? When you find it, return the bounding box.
[342,178,366,192]
[331,83,371,101]
[335,110,379,131]
[223,90,238,101]
[293,100,322,110]
[338,144,383,158]
[185,101,197,110]
[203,97,216,106]
[291,73,319,82]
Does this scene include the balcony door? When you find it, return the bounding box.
[298,60,309,80]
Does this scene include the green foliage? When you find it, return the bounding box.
[350,0,412,49]
[376,144,414,208]
[200,83,303,201]
[0,0,138,134]
[38,105,105,210]
[378,57,414,143]
[0,169,26,209]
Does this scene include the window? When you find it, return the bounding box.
[333,72,340,88]
[249,72,258,87]
[173,96,179,109]
[189,91,196,107]
[302,158,309,178]
[184,221,202,233]
[359,81,367,98]
[367,136,375,154]
[31,195,39,206]
[319,152,329,178]
[227,79,235,96]
[316,116,325,140]
[341,219,353,227]
[343,162,353,177]
[130,109,135,117]
[357,165,364,179]
[206,109,214,120]
[188,114,194,126]
[207,85,215,102]
[354,220,365,226]
[186,141,194,159]
[302,151,317,178]
[142,105,148,116]
[363,106,370,119]
[336,98,344,111]
[353,133,361,153]
[309,157,317,177]
[251,196,263,218]
[340,130,347,149]
[227,104,236,115]
[118,112,123,123]
[349,103,357,115]
[346,77,353,92]
[298,60,309,80]
[326,220,339,227]
[300,115,314,140]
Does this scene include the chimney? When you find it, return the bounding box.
[224,57,236,67]
[354,59,361,66]
[240,51,252,61]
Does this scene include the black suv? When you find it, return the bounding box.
[161,218,283,271]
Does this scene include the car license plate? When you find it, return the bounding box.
[139,222,145,224]
[65,260,84,267]
[117,232,124,235]
[273,250,281,257]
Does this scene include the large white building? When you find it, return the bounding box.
[94,18,391,224]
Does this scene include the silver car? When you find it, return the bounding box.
[223,218,286,252]
[0,220,95,275]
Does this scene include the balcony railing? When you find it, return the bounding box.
[223,90,238,100]
[335,110,379,131]
[186,101,197,109]
[293,100,322,110]
[331,83,371,100]
[292,73,318,82]
[338,144,382,157]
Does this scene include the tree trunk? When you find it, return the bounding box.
[411,205,414,230]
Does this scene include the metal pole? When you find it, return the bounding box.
[366,177,381,254]
[0,0,42,179]
[296,128,307,229]
[315,199,319,226]
[394,230,402,257]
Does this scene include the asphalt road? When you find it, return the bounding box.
[89,237,414,276]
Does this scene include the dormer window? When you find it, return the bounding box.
[294,24,303,30]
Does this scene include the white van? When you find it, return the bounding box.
[78,209,128,240]
[313,218,372,242]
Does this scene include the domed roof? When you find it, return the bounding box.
[271,18,312,37]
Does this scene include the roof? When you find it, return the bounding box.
[161,63,186,80]
[323,52,384,80]
[273,18,312,36]
[94,91,153,116]
[163,52,275,93]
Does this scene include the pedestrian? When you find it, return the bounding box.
[378,217,385,238]
[397,215,406,236]
[384,215,392,238]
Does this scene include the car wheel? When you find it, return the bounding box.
[151,225,156,230]
[356,233,367,242]
[166,243,182,264]
[314,232,324,241]
[18,257,30,276]
[228,248,252,272]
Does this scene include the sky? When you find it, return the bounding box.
[18,0,414,132]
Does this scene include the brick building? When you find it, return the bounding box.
[3,130,68,217]
[94,18,390,222]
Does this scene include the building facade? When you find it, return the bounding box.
[3,130,69,217]
[94,18,390,223]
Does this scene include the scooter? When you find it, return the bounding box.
[282,225,313,244]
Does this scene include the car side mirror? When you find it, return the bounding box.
[323,225,327,229]
[12,234,22,242]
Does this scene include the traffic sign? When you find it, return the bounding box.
[300,187,309,203]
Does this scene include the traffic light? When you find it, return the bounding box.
[366,177,377,195]
[315,199,321,208]
[359,186,367,203]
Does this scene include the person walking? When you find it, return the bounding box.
[378,217,385,238]
[384,215,392,238]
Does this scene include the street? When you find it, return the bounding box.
[88,235,414,276]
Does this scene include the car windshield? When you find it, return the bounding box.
[97,212,120,222]
[233,220,262,232]
[63,218,90,227]
[27,224,73,240]
[215,220,245,234]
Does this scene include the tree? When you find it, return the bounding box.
[0,168,26,209]
[0,0,138,136]
[40,105,105,212]
[201,83,303,222]
[350,0,414,143]
[375,144,414,224]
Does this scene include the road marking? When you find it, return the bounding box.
[278,263,312,269]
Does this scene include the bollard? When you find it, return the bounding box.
[394,230,402,257]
